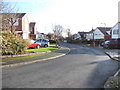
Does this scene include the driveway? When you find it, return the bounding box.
[2,43,119,88]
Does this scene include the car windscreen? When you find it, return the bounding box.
[35,39,42,42]
[105,41,110,44]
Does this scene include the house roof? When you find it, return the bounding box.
[97,27,112,35]
[78,32,87,35]
[2,13,26,18]
[87,29,95,34]
[111,22,120,31]
[30,22,36,24]
[29,22,36,27]
[16,13,26,18]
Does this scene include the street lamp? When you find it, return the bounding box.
[101,22,106,38]
[101,23,106,32]
[101,23,106,27]
[92,27,95,47]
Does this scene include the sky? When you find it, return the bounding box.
[4,0,120,35]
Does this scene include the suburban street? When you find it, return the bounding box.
[2,43,119,88]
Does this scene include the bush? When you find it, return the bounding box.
[2,30,28,55]
[68,39,81,44]
[49,40,56,44]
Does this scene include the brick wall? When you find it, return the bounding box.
[104,35,111,40]
[15,18,22,31]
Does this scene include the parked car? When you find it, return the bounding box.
[108,39,120,49]
[101,40,110,48]
[28,40,41,49]
[101,40,120,49]
[35,38,50,47]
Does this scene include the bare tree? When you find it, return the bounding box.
[1,0,19,32]
[46,33,54,40]
[2,13,20,32]
[0,0,3,13]
[1,0,18,13]
[53,24,63,42]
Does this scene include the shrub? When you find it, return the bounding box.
[68,39,81,44]
[49,40,56,44]
[2,30,28,55]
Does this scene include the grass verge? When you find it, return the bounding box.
[2,53,49,65]
[26,44,58,53]
[26,47,58,53]
[2,44,60,65]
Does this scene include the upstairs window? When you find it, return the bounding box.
[13,18,19,26]
[113,29,119,34]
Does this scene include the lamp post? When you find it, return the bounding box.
[101,23,106,33]
[101,23,106,31]
[101,23,106,27]
[92,27,95,47]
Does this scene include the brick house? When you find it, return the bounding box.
[29,22,36,39]
[14,13,30,39]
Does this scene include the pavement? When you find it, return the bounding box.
[84,45,120,88]
[84,45,120,61]
[104,50,120,62]
[103,48,120,89]
[1,46,70,69]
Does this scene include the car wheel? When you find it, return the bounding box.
[44,44,48,48]
[104,44,108,48]
[36,45,40,48]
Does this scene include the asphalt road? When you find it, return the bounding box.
[2,43,119,88]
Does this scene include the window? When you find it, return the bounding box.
[36,39,42,42]
[43,39,47,42]
[113,29,119,34]
[14,18,19,26]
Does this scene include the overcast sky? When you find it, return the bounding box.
[5,0,120,35]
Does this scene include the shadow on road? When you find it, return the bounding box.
[84,58,119,88]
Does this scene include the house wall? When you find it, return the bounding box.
[106,31,110,35]
[34,23,37,35]
[29,22,36,39]
[29,35,36,39]
[15,18,22,31]
[36,33,45,39]
[104,35,111,40]
[94,28,104,39]
[111,23,120,39]
[29,23,35,34]
[22,14,30,39]
[86,33,93,40]
[75,33,82,40]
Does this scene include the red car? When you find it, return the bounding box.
[108,39,120,49]
[28,40,41,48]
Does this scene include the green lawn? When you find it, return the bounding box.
[49,44,58,47]
[2,44,60,65]
[26,45,58,53]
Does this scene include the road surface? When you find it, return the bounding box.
[2,43,119,88]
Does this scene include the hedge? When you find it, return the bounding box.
[2,30,28,55]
